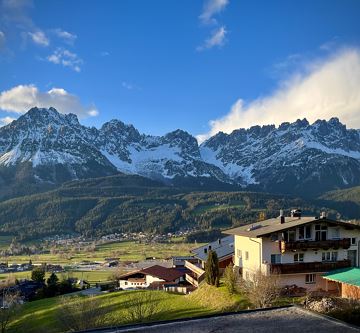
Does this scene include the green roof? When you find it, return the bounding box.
[323,267,360,287]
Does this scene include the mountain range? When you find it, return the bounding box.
[1,107,360,198]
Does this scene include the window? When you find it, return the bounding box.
[298,226,305,240]
[305,274,316,284]
[294,253,304,262]
[322,251,337,262]
[271,254,281,264]
[125,281,128,285]
[298,226,312,240]
[315,225,327,241]
[245,251,249,260]
[351,238,357,245]
[331,252,338,261]
[237,249,242,258]
[322,252,331,261]
[284,230,296,242]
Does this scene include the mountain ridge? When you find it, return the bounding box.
[1,107,360,197]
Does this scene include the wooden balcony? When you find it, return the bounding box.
[270,259,351,274]
[184,260,205,277]
[281,238,351,251]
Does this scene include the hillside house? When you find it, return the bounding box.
[118,265,185,290]
[183,235,235,287]
[225,209,360,294]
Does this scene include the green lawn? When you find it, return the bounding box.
[10,289,225,333]
[0,270,114,285]
[8,280,301,333]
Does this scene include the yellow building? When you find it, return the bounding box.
[225,210,360,291]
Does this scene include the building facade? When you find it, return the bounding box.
[225,211,360,291]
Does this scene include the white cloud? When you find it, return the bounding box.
[0,84,98,118]
[47,48,82,72]
[0,116,16,126]
[199,0,229,25]
[53,28,77,44]
[101,51,110,57]
[121,81,140,90]
[0,30,5,50]
[197,48,360,142]
[197,26,227,51]
[28,30,49,46]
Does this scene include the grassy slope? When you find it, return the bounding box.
[11,287,245,333]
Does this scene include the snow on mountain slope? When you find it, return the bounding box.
[1,107,360,195]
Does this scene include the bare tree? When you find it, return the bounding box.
[125,291,162,323]
[241,270,280,308]
[57,295,108,331]
[0,291,22,333]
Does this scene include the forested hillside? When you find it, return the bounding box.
[0,174,346,241]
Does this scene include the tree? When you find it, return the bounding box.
[31,267,45,284]
[0,291,22,333]
[223,263,238,294]
[57,295,108,331]
[241,270,280,308]
[205,250,219,287]
[125,291,162,323]
[46,273,59,297]
[47,272,59,286]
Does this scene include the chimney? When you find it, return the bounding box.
[218,239,221,245]
[280,209,285,224]
[320,211,327,219]
[291,209,302,219]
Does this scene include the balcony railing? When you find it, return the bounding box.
[184,260,205,277]
[281,238,351,251]
[270,259,351,274]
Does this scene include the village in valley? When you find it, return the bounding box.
[0,208,359,332]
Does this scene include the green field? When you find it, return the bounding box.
[0,239,201,265]
[10,283,250,333]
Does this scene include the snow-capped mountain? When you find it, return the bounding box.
[200,118,360,194]
[0,107,227,185]
[1,107,360,196]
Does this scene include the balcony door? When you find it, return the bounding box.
[348,250,357,267]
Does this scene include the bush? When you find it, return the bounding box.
[223,264,238,294]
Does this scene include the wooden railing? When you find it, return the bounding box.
[185,273,200,287]
[184,260,205,277]
[282,238,351,251]
[270,259,351,274]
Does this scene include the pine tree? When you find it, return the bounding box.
[205,250,219,287]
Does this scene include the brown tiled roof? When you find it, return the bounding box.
[141,265,184,282]
[224,217,360,238]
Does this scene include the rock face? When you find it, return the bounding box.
[200,118,360,195]
[1,107,360,196]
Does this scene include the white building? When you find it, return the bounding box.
[225,210,360,291]
[118,265,184,290]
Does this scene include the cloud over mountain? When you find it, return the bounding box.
[197,48,360,142]
[0,84,98,118]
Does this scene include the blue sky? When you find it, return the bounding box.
[1,0,360,140]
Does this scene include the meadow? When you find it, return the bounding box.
[0,239,203,284]
[10,283,251,333]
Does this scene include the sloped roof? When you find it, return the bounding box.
[323,267,360,287]
[224,217,360,238]
[118,265,184,282]
[141,265,184,281]
[191,235,234,262]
